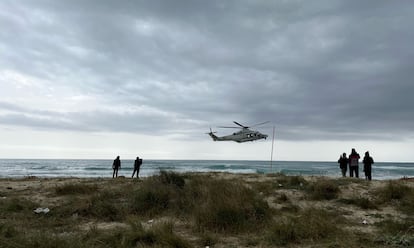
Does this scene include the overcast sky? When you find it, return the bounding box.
[1,0,413,161]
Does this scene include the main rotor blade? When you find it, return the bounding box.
[250,121,270,127]
[218,126,240,129]
[233,121,247,128]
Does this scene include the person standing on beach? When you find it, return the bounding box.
[349,148,360,178]
[363,151,374,180]
[338,153,348,177]
[131,156,143,178]
[112,156,121,178]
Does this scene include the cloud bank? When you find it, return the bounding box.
[1,0,413,145]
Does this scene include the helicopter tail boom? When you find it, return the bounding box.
[208,131,219,141]
[207,128,220,141]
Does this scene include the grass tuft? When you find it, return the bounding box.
[375,219,414,246]
[337,197,378,209]
[63,190,125,221]
[193,178,271,233]
[307,179,340,200]
[159,170,186,188]
[375,181,414,214]
[376,181,411,202]
[118,221,192,248]
[0,197,37,214]
[54,183,98,195]
[275,174,308,189]
[267,208,344,245]
[198,232,218,247]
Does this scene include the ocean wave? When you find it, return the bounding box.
[1,159,413,180]
[84,167,111,171]
[376,166,414,170]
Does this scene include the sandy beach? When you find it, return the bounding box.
[1,173,413,247]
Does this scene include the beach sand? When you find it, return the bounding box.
[1,173,413,247]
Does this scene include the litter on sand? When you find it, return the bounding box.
[34,207,50,214]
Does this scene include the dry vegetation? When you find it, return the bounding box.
[1,172,413,247]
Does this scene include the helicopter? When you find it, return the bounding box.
[207,121,269,143]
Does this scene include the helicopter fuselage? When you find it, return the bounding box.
[208,128,267,143]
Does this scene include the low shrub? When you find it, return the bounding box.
[97,221,192,248]
[0,197,37,214]
[275,175,307,189]
[198,232,218,247]
[251,181,275,195]
[376,181,411,202]
[194,179,271,233]
[289,176,307,188]
[159,170,186,189]
[129,179,172,217]
[337,197,378,209]
[278,193,289,202]
[375,219,414,247]
[0,231,83,248]
[54,183,98,195]
[69,190,124,221]
[376,219,414,235]
[400,189,414,214]
[374,181,414,215]
[2,221,192,248]
[307,179,340,200]
[0,223,18,239]
[267,208,343,245]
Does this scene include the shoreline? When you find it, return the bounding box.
[1,171,413,181]
[2,159,413,181]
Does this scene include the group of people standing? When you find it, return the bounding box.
[112,156,143,179]
[338,148,374,180]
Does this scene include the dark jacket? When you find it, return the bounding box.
[363,156,374,170]
[134,159,142,169]
[338,157,348,169]
[113,158,121,169]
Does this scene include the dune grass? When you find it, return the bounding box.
[375,218,414,246]
[54,183,98,195]
[376,181,412,202]
[307,179,340,200]
[337,197,378,210]
[192,178,271,233]
[267,207,345,245]
[1,172,413,247]
[375,180,414,214]
[0,219,192,248]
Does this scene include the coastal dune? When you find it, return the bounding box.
[1,172,413,247]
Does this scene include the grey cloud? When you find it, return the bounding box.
[1,0,413,141]
[0,101,204,136]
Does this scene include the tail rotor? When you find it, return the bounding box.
[206,127,218,141]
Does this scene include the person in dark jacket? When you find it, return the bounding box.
[338,153,348,177]
[348,148,360,178]
[363,151,374,181]
[112,156,121,178]
[131,156,143,178]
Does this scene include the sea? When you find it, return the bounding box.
[0,159,413,180]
